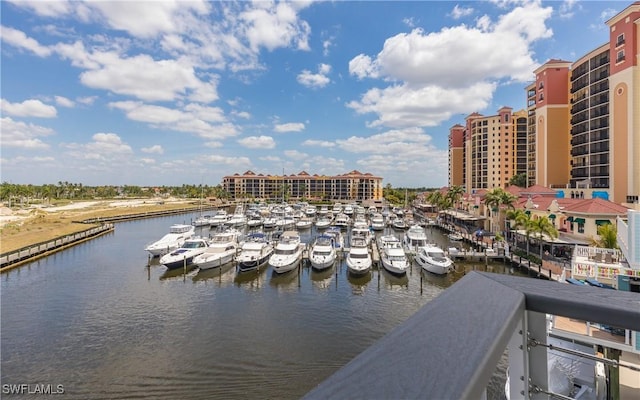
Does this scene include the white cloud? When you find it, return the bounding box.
[62,133,133,163]
[239,1,312,52]
[284,150,308,160]
[1,98,57,118]
[301,139,335,148]
[403,17,417,28]
[0,117,54,149]
[0,26,53,57]
[297,63,331,88]
[238,135,275,149]
[450,5,474,20]
[204,155,252,167]
[6,0,73,17]
[274,122,305,133]
[141,145,164,154]
[232,110,251,120]
[55,96,75,108]
[347,2,552,128]
[108,101,238,140]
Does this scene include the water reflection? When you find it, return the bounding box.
[192,262,235,284]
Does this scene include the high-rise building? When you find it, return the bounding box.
[461,107,527,193]
[448,124,465,188]
[606,2,640,205]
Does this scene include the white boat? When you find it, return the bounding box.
[192,229,242,270]
[448,232,463,241]
[378,235,409,275]
[392,218,408,230]
[144,224,195,257]
[346,236,371,276]
[210,210,229,227]
[334,213,350,230]
[315,216,332,229]
[268,231,304,274]
[343,204,354,216]
[295,218,313,230]
[236,232,274,273]
[304,205,317,217]
[309,234,338,270]
[226,205,247,227]
[193,214,213,227]
[324,227,345,251]
[415,244,453,275]
[404,224,428,252]
[246,214,263,228]
[370,213,386,231]
[159,237,210,270]
[332,202,343,214]
[351,220,372,245]
[262,216,277,229]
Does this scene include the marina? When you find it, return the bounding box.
[1,210,524,400]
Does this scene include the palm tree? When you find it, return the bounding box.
[531,216,558,259]
[446,185,464,210]
[590,223,618,249]
[506,209,534,255]
[484,188,517,233]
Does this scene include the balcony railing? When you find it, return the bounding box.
[304,272,640,400]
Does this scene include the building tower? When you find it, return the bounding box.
[448,124,465,188]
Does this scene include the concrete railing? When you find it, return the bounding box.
[303,272,640,400]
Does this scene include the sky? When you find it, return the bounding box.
[0,0,628,188]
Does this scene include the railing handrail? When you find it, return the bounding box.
[303,272,640,400]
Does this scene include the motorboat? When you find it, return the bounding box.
[225,205,247,228]
[268,230,304,274]
[159,237,210,270]
[309,234,338,270]
[262,216,277,229]
[332,202,343,214]
[193,214,213,227]
[304,205,317,217]
[192,229,242,270]
[351,219,372,245]
[209,210,229,227]
[247,214,263,228]
[392,218,408,230]
[404,224,428,252]
[237,232,274,273]
[448,232,463,241]
[378,235,409,275]
[346,236,371,276]
[343,204,354,216]
[333,213,350,230]
[324,227,345,251]
[370,213,386,231]
[295,218,313,230]
[415,244,453,275]
[315,216,332,229]
[145,224,195,257]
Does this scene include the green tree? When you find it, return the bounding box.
[506,209,535,255]
[484,187,517,233]
[590,223,618,249]
[531,216,558,260]
[509,173,527,188]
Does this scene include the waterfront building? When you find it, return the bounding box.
[449,2,640,207]
[460,107,528,193]
[448,124,464,188]
[222,170,383,202]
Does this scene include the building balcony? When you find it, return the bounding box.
[304,272,640,400]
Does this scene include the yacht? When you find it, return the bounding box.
[295,218,313,230]
[415,244,453,275]
[351,219,372,245]
[236,232,274,273]
[192,229,242,270]
[159,237,210,270]
[209,210,229,228]
[268,231,304,274]
[346,236,372,276]
[378,235,409,275]
[304,205,317,218]
[334,213,350,230]
[392,218,408,230]
[309,234,338,270]
[225,205,247,228]
[144,224,195,257]
[324,227,345,251]
[370,213,386,231]
[246,214,263,228]
[315,215,333,229]
[262,216,277,230]
[332,202,343,214]
[193,214,213,227]
[404,224,429,252]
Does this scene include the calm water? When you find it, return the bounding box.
[1,212,523,399]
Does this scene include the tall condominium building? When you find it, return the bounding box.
[461,107,527,193]
[448,124,465,187]
[606,2,640,205]
[531,59,573,190]
[221,170,383,202]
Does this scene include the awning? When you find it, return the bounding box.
[595,219,611,226]
[566,216,574,222]
[574,218,585,224]
[548,214,556,219]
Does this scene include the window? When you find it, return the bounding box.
[539,93,544,101]
[616,33,625,47]
[616,50,625,63]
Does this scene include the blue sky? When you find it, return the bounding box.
[0,0,626,188]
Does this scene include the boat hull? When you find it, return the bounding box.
[237,253,272,272]
[269,255,302,274]
[193,252,235,270]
